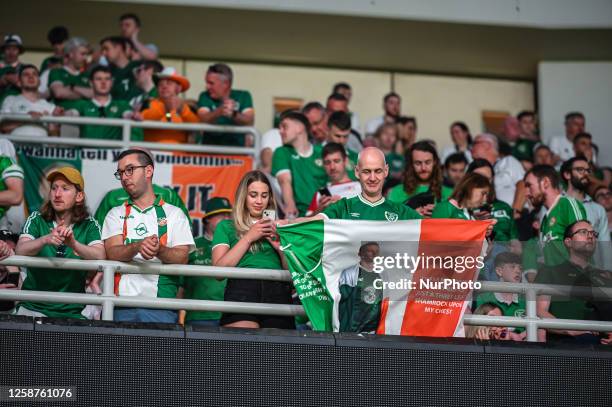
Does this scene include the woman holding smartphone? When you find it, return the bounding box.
[212,170,295,329]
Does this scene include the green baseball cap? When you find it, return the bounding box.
[203,197,232,219]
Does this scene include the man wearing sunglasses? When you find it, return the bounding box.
[102,148,194,323]
[66,65,143,141]
[536,220,611,344]
[14,167,105,319]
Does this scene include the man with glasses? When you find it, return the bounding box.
[102,148,194,323]
[66,65,143,140]
[14,167,105,319]
[524,165,587,275]
[561,157,609,247]
[536,220,610,344]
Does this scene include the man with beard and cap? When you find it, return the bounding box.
[536,220,612,344]
[523,165,587,277]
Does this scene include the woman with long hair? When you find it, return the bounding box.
[431,172,491,220]
[440,121,473,164]
[212,170,295,329]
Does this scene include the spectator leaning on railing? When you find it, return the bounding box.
[136,67,198,144]
[197,63,254,146]
[65,65,143,140]
[212,170,294,329]
[48,37,93,108]
[1,64,63,137]
[102,148,194,323]
[536,220,612,344]
[14,167,105,319]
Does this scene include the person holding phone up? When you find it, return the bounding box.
[212,170,295,329]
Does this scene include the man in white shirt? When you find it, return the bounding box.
[364,92,401,137]
[1,64,62,137]
[472,133,525,208]
[102,148,195,323]
[549,112,585,163]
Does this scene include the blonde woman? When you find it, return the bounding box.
[212,170,294,329]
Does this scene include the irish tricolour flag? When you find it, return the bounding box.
[278,219,489,337]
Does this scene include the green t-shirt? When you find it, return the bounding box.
[197,89,254,146]
[40,56,55,73]
[491,200,518,242]
[212,219,282,270]
[272,144,328,216]
[0,156,23,219]
[70,98,143,140]
[184,236,227,322]
[323,194,422,221]
[48,67,90,108]
[385,152,405,176]
[18,212,102,318]
[109,60,141,101]
[431,200,471,220]
[94,184,190,227]
[535,261,594,320]
[387,183,453,205]
[475,291,526,333]
[540,195,587,266]
[339,266,382,333]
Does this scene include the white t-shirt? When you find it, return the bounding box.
[494,155,525,206]
[261,128,282,152]
[1,94,56,137]
[549,135,574,162]
[102,200,195,297]
[365,115,384,136]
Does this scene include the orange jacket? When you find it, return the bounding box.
[141,99,199,143]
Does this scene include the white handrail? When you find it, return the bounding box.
[1,255,611,341]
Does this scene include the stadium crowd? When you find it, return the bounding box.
[0,15,611,344]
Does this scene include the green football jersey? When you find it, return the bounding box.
[184,236,227,322]
[387,183,453,205]
[18,212,102,318]
[109,61,141,101]
[339,266,382,333]
[431,200,471,220]
[48,67,90,108]
[491,200,518,242]
[0,156,23,219]
[70,98,143,140]
[385,152,405,176]
[197,89,254,146]
[322,194,422,221]
[512,139,537,162]
[540,195,587,266]
[212,220,282,270]
[94,184,190,227]
[272,144,328,216]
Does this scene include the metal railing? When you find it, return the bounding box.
[1,255,611,342]
[0,114,262,166]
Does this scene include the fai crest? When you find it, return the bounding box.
[158,217,167,227]
[385,211,398,222]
